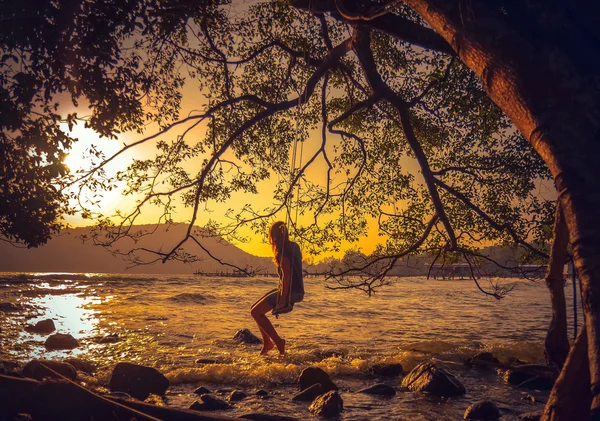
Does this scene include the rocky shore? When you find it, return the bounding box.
[0,327,554,421]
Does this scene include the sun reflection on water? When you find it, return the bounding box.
[26,293,102,339]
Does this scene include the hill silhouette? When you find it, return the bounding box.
[0,224,273,275]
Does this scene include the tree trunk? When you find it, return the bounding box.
[544,204,570,369]
[542,325,591,421]
[403,0,600,415]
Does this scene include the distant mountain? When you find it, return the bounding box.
[0,224,274,275]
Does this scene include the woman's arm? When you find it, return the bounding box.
[275,255,292,309]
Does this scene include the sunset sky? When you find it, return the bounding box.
[59,96,385,259]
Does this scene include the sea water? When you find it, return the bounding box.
[0,273,581,420]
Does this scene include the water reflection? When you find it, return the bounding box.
[25,293,101,338]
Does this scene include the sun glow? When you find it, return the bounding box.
[61,124,132,219]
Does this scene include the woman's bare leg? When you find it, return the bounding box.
[251,299,285,355]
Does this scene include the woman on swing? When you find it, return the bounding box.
[251,221,304,355]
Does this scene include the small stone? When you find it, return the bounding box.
[44,333,79,350]
[359,383,396,396]
[466,352,500,368]
[22,360,77,381]
[189,394,231,411]
[292,383,322,402]
[196,358,218,364]
[193,386,212,395]
[309,390,343,417]
[313,349,345,359]
[233,328,261,344]
[25,319,55,334]
[298,367,337,393]
[255,389,269,397]
[464,400,501,420]
[229,390,248,401]
[370,363,403,377]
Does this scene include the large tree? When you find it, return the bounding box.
[4,0,594,418]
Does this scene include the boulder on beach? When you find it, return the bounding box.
[292,383,322,402]
[44,333,79,350]
[359,383,397,396]
[108,362,169,400]
[464,400,501,420]
[502,365,558,390]
[370,362,404,377]
[233,328,262,344]
[465,352,500,369]
[25,319,55,334]
[309,390,343,417]
[189,394,231,411]
[401,362,466,396]
[229,390,248,401]
[22,360,77,381]
[298,367,337,393]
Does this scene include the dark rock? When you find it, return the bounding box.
[233,328,261,344]
[401,362,466,396]
[44,333,79,350]
[508,357,526,366]
[292,383,322,402]
[502,365,558,390]
[298,367,337,392]
[25,319,55,334]
[240,414,299,421]
[193,386,212,395]
[196,358,218,364]
[63,358,95,374]
[309,390,343,417]
[97,333,120,344]
[108,362,169,400]
[466,352,500,369]
[189,394,231,411]
[370,363,403,377]
[229,390,248,401]
[519,412,542,421]
[22,360,77,381]
[464,400,501,420]
[255,389,269,397]
[359,383,396,396]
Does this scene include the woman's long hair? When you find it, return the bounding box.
[269,221,289,268]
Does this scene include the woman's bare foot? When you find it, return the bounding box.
[260,340,275,355]
[275,338,286,355]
